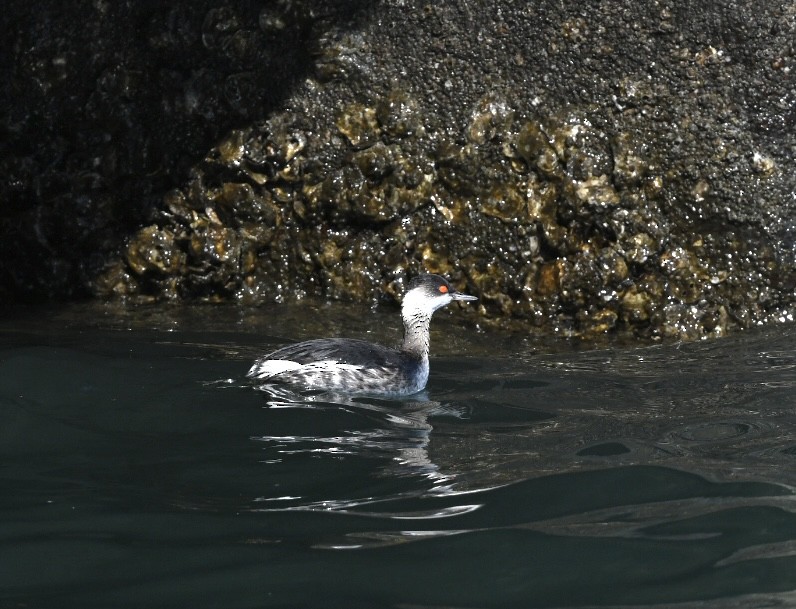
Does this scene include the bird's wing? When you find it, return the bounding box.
[263,338,400,368]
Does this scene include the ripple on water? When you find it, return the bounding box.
[673,420,759,443]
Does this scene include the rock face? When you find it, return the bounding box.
[1,0,356,299]
[3,0,795,339]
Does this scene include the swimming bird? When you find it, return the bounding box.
[247,274,477,396]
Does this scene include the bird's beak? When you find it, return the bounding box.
[451,291,478,302]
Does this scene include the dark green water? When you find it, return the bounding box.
[2,303,796,608]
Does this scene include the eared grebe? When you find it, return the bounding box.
[247,274,477,396]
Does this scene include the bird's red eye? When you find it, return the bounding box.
[439,285,449,294]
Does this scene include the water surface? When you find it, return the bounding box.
[1,303,796,608]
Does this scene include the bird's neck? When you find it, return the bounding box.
[401,311,432,360]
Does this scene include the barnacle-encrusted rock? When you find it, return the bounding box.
[3,0,796,340]
[126,226,184,277]
[337,103,381,149]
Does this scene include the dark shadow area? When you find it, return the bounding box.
[0,0,373,302]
